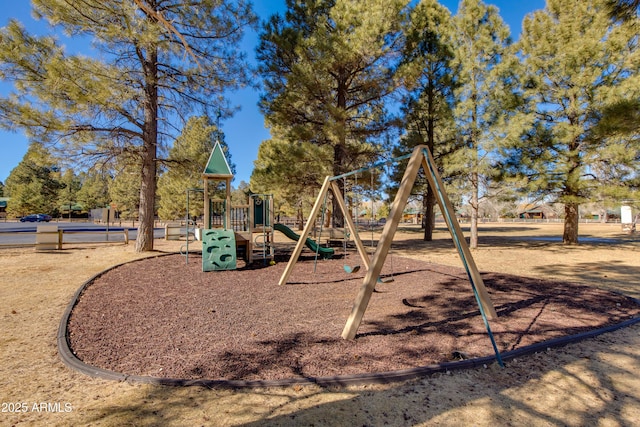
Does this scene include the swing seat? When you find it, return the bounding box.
[377,276,394,283]
[343,265,360,274]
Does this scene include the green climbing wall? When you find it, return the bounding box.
[202,229,237,271]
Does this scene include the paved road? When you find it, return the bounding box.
[0,221,165,246]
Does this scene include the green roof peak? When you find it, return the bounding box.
[203,141,232,177]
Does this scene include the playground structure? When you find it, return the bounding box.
[182,141,336,271]
[192,142,277,270]
[202,192,277,268]
[278,145,503,364]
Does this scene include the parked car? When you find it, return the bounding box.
[20,214,52,222]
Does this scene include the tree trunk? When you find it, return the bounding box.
[563,202,579,244]
[470,170,479,249]
[331,76,349,229]
[469,93,479,249]
[135,145,156,252]
[423,77,437,242]
[563,138,581,245]
[423,184,436,241]
[297,204,303,231]
[134,47,158,252]
[332,173,346,228]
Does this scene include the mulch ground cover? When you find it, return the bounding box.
[66,253,640,382]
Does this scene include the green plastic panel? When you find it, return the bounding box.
[202,229,237,271]
[253,196,271,227]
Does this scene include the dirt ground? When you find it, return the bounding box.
[1,222,639,426]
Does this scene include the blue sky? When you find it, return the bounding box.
[0,0,545,186]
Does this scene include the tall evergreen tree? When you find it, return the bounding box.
[257,0,408,226]
[231,181,251,206]
[108,161,141,221]
[4,142,64,217]
[251,133,332,229]
[393,0,459,240]
[76,169,110,211]
[507,0,639,244]
[0,0,256,251]
[450,0,512,248]
[58,169,81,218]
[157,116,234,221]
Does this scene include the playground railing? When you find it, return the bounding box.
[231,205,249,232]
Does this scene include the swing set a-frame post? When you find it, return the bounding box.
[341,145,425,339]
[278,177,332,286]
[419,146,496,321]
[341,145,498,341]
[278,177,370,286]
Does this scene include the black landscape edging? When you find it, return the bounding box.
[58,257,640,389]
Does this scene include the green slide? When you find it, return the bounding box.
[274,223,334,259]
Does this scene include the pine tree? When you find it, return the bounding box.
[393,0,459,240]
[76,169,110,211]
[509,0,639,244]
[250,133,332,230]
[157,116,234,221]
[108,161,141,221]
[231,181,251,206]
[4,142,64,217]
[58,169,81,218]
[0,0,256,251]
[257,0,408,226]
[450,0,512,248]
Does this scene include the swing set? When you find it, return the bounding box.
[340,167,394,283]
[278,145,504,366]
